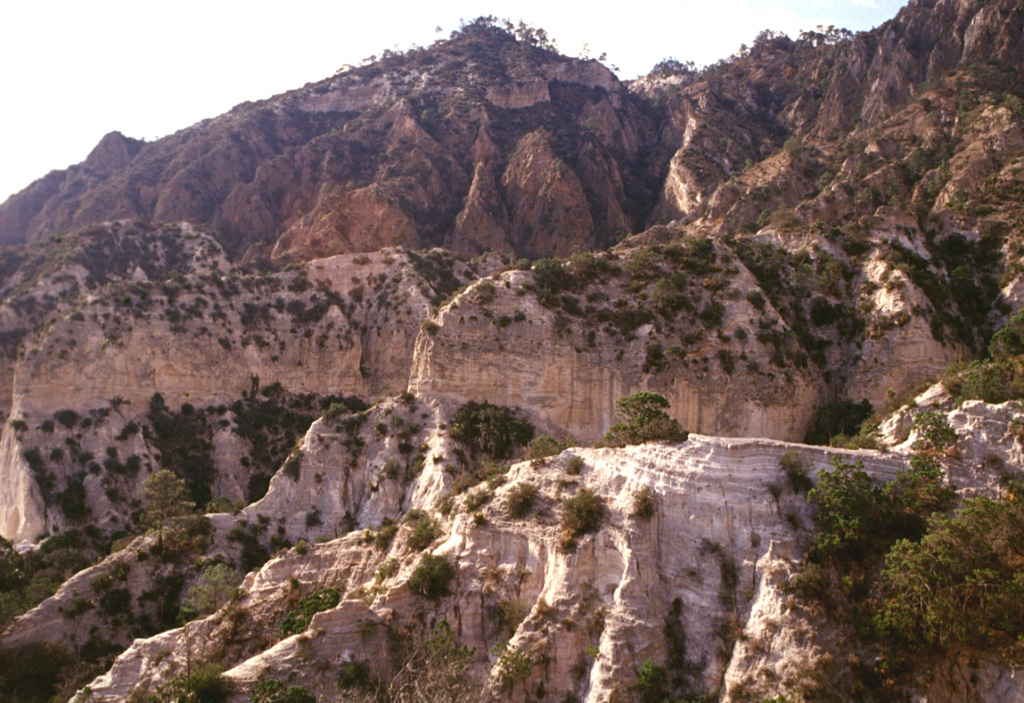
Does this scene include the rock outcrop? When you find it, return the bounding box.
[408,266,822,443]
[0,28,656,262]
[2,4,1024,703]
[41,397,1022,703]
[0,233,493,546]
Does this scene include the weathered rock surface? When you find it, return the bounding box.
[2,3,1024,702]
[408,267,822,443]
[59,396,1024,703]
[0,29,656,262]
[0,239,493,546]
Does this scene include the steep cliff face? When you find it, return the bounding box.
[0,231,496,546]
[3,1,1023,275]
[0,26,658,262]
[11,246,424,415]
[407,264,822,443]
[15,397,1013,703]
[408,217,981,443]
[638,0,1024,229]
[3,4,1024,702]
[0,209,995,544]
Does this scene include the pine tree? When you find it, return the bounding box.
[142,470,195,549]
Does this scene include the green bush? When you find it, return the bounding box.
[251,678,317,703]
[337,661,375,692]
[158,663,234,703]
[404,510,441,551]
[875,495,1024,653]
[57,477,89,521]
[631,486,656,520]
[64,597,94,618]
[806,457,885,559]
[99,588,131,615]
[408,554,456,600]
[806,452,957,562]
[449,402,534,459]
[370,520,399,551]
[795,446,1024,666]
[911,411,957,452]
[526,435,572,460]
[883,454,957,540]
[943,358,1024,404]
[434,493,455,516]
[602,392,686,447]
[562,489,605,539]
[180,563,242,621]
[282,451,303,480]
[778,450,812,493]
[491,641,531,690]
[462,488,491,512]
[533,258,574,299]
[565,456,585,475]
[504,482,539,518]
[803,399,873,446]
[54,409,80,429]
[0,642,79,703]
[787,562,830,600]
[376,558,399,580]
[631,657,669,703]
[988,310,1024,360]
[280,588,340,636]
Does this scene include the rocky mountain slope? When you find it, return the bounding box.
[5,393,1024,703]
[0,24,657,262]
[2,1,1024,702]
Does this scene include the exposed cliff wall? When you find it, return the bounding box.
[0,29,657,261]
[1,4,1024,701]
[407,266,822,442]
[41,397,1022,703]
[0,238,496,546]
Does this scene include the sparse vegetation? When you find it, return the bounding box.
[408,554,456,600]
[778,450,812,494]
[603,392,686,446]
[280,588,341,636]
[561,488,605,543]
[631,486,657,520]
[404,509,442,551]
[155,663,234,703]
[251,678,316,703]
[7,11,1024,701]
[504,482,539,518]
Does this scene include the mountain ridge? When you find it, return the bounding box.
[6,0,1020,265]
[3,2,1024,702]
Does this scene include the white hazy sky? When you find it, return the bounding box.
[0,0,907,204]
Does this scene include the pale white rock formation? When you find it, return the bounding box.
[11,248,428,418]
[408,267,822,443]
[0,424,44,548]
[847,253,962,410]
[244,394,455,540]
[0,395,1004,702]
[74,434,914,703]
[0,247,453,544]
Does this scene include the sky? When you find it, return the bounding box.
[0,0,907,204]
